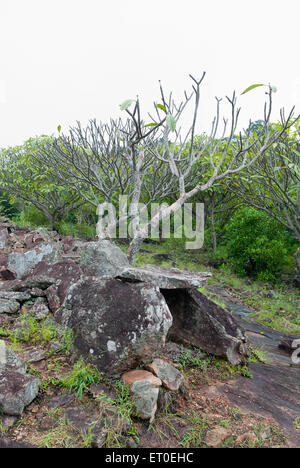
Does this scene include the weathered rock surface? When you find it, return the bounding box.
[0,228,8,249]
[0,371,40,416]
[8,243,61,279]
[145,358,183,391]
[122,370,162,422]
[25,261,83,306]
[55,277,173,373]
[163,288,250,365]
[0,290,31,302]
[204,427,232,448]
[0,341,40,416]
[0,436,37,448]
[28,298,50,320]
[0,297,20,314]
[0,340,27,374]
[118,264,211,289]
[22,347,46,363]
[78,240,130,277]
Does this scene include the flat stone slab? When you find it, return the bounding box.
[118,264,211,289]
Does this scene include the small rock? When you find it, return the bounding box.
[0,266,17,281]
[0,298,20,315]
[45,285,60,312]
[145,358,183,391]
[29,288,46,298]
[122,370,162,422]
[0,414,18,428]
[30,298,50,320]
[260,427,272,440]
[0,370,40,415]
[235,431,257,445]
[204,427,232,448]
[0,291,31,302]
[0,340,27,374]
[22,347,46,363]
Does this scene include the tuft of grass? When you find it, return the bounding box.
[180,413,210,448]
[11,315,58,345]
[50,360,102,398]
[60,361,102,398]
[173,345,211,371]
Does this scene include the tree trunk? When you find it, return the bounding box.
[294,247,300,282]
[127,236,144,264]
[210,194,217,253]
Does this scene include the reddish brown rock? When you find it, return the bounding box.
[122,370,162,388]
[0,266,17,281]
[45,285,60,312]
[25,261,83,306]
[122,370,162,422]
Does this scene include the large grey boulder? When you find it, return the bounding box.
[55,277,173,373]
[78,240,130,277]
[163,288,250,366]
[118,264,211,289]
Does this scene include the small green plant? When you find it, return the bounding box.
[173,345,211,370]
[180,413,210,448]
[55,360,102,398]
[248,348,268,364]
[12,315,58,345]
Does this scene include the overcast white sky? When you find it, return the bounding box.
[0,0,299,148]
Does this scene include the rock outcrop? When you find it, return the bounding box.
[55,277,173,373]
[162,288,250,365]
[117,264,211,289]
[78,240,130,277]
[0,220,250,377]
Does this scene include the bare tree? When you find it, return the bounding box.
[123,75,298,262]
[36,75,298,263]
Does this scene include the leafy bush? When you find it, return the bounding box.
[224,207,294,280]
[0,192,19,219]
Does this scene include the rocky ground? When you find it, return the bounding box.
[0,218,299,449]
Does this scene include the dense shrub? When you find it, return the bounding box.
[224,207,295,280]
[0,192,19,219]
